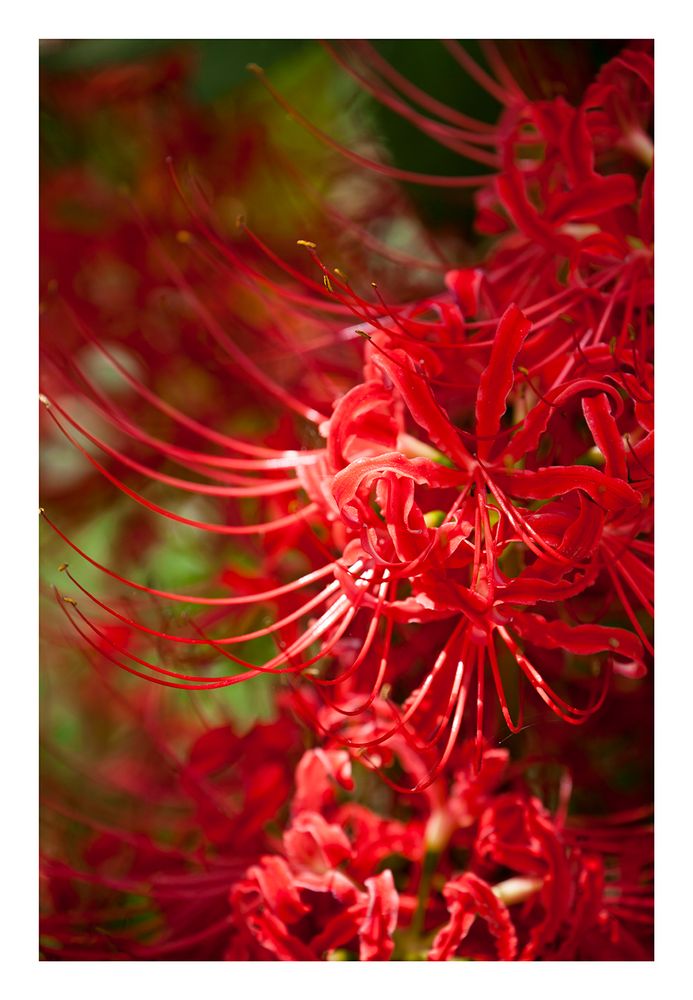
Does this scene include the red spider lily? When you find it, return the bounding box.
[40,41,653,796]
[39,615,652,963]
[44,278,650,784]
[40,47,652,828]
[226,720,652,961]
[228,817,400,960]
[428,795,653,961]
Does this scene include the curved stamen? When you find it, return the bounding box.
[41,509,336,607]
[64,303,319,460]
[42,402,320,537]
[321,41,501,167]
[247,64,495,189]
[441,40,519,107]
[43,393,301,499]
[352,40,498,133]
[497,625,613,724]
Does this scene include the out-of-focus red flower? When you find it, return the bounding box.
[40,659,652,962]
[224,725,652,961]
[40,685,304,959]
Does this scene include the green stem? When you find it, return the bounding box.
[410,848,441,941]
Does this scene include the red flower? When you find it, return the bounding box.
[229,813,400,961]
[41,38,653,875]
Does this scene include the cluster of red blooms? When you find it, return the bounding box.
[40,40,653,960]
[41,685,653,960]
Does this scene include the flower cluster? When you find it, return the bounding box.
[228,713,653,962]
[40,684,653,960]
[40,40,653,961]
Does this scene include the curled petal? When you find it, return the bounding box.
[323,380,401,470]
[506,378,624,463]
[494,465,641,511]
[358,870,399,961]
[496,169,576,256]
[547,174,637,224]
[245,855,309,925]
[558,495,605,560]
[500,564,600,606]
[331,452,462,523]
[283,812,353,873]
[372,350,473,469]
[582,393,628,481]
[512,612,645,665]
[429,872,517,961]
[475,303,531,460]
[292,749,354,815]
